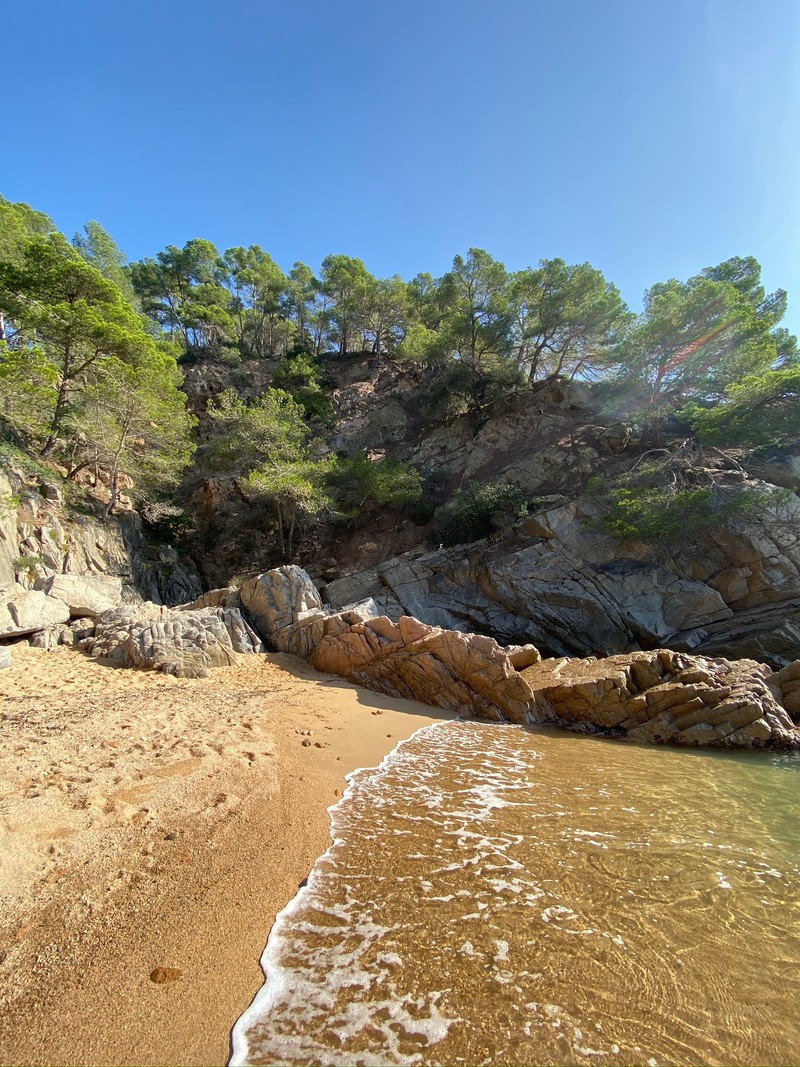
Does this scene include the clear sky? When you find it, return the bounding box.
[3,0,799,335]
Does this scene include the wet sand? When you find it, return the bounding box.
[0,644,448,1066]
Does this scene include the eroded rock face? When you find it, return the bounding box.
[239,566,798,747]
[0,584,70,637]
[311,614,539,723]
[521,650,797,747]
[0,464,202,608]
[90,602,264,678]
[239,566,323,651]
[323,491,800,666]
[37,574,123,617]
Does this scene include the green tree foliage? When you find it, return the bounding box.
[219,245,289,359]
[326,454,422,517]
[272,352,331,421]
[73,220,137,304]
[509,259,629,386]
[593,447,794,543]
[599,484,785,543]
[285,261,321,354]
[0,234,164,453]
[614,258,795,435]
[684,367,800,449]
[433,482,528,546]
[437,248,511,368]
[0,196,54,267]
[130,239,233,360]
[0,229,194,512]
[66,351,195,519]
[319,254,373,356]
[207,388,330,561]
[359,275,409,355]
[0,197,55,344]
[421,357,526,419]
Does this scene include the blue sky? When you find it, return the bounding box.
[4,0,799,335]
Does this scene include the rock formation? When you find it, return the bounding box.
[0,461,202,608]
[89,601,264,678]
[228,566,800,748]
[321,490,800,668]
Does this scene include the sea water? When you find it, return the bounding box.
[230,721,800,1066]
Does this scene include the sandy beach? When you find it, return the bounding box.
[0,644,448,1066]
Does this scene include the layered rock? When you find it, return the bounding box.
[0,584,70,637]
[311,613,539,723]
[36,574,123,617]
[238,567,800,748]
[0,462,202,608]
[322,490,800,667]
[61,563,799,748]
[520,649,796,746]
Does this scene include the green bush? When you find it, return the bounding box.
[433,482,528,546]
[326,455,422,518]
[599,484,788,543]
[272,353,332,422]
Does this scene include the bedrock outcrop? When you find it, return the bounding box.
[0,462,202,608]
[76,566,799,747]
[321,490,800,667]
[88,599,263,677]
[243,567,800,748]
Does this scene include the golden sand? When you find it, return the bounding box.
[0,644,447,1066]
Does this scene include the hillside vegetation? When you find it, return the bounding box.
[0,194,797,582]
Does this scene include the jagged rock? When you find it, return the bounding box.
[237,565,798,748]
[0,584,70,637]
[91,602,264,677]
[772,660,800,716]
[0,464,202,607]
[239,566,323,650]
[311,615,536,723]
[37,574,123,617]
[520,650,797,747]
[324,490,800,663]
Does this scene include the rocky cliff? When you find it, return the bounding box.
[180,356,800,669]
[0,460,202,620]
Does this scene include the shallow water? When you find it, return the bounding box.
[231,721,800,1066]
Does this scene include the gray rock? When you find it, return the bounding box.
[38,574,123,617]
[0,584,70,637]
[239,566,323,650]
[91,601,264,677]
[0,646,11,669]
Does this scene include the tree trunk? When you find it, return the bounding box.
[275,503,286,562]
[42,378,70,456]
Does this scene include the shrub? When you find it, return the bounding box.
[326,455,422,518]
[433,482,528,546]
[599,484,790,543]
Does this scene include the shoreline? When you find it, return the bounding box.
[0,646,449,1066]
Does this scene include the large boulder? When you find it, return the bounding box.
[37,574,123,617]
[90,601,264,677]
[239,566,323,650]
[0,584,70,637]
